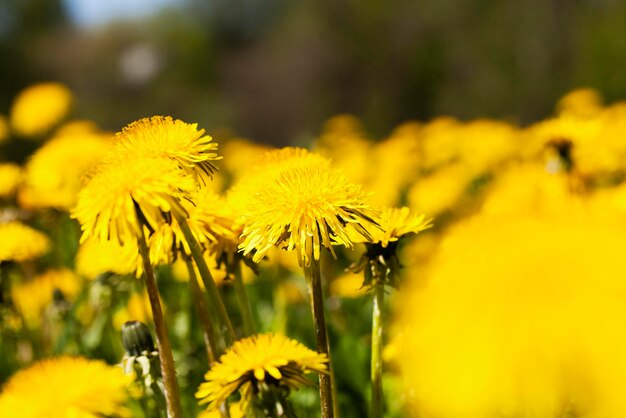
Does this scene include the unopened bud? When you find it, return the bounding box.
[122,320,155,356]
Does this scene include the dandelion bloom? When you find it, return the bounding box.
[148,187,237,263]
[113,116,220,180]
[397,213,626,417]
[354,207,432,249]
[11,269,80,327]
[0,221,49,262]
[196,333,328,412]
[230,147,378,266]
[75,239,137,279]
[0,356,130,418]
[10,82,73,137]
[19,131,111,209]
[0,163,21,199]
[72,155,196,245]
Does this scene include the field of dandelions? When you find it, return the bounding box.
[2,83,626,418]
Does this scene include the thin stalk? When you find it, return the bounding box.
[304,258,335,418]
[232,258,255,336]
[184,258,218,363]
[136,222,183,418]
[370,285,384,418]
[174,213,236,344]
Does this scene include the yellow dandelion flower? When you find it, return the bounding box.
[221,138,273,179]
[10,82,73,138]
[397,213,626,417]
[198,402,244,418]
[196,333,328,412]
[11,268,80,327]
[0,221,49,262]
[354,207,432,248]
[148,187,238,264]
[113,116,220,180]
[75,239,137,279]
[72,155,197,245]
[557,87,603,117]
[0,114,9,143]
[330,272,368,298]
[0,163,22,199]
[0,356,130,418]
[19,132,111,209]
[230,147,378,266]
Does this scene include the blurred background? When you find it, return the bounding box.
[2,0,626,145]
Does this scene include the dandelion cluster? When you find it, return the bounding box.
[6,80,626,418]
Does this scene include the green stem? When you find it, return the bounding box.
[232,258,255,336]
[184,258,218,363]
[304,258,335,418]
[174,213,236,345]
[136,221,183,418]
[370,285,384,418]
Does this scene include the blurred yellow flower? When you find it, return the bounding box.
[221,137,273,179]
[112,292,154,331]
[397,212,626,417]
[0,356,130,418]
[196,333,328,412]
[11,269,80,327]
[10,82,73,138]
[0,221,49,262]
[330,272,368,298]
[19,132,111,210]
[0,163,22,199]
[231,147,378,266]
[75,239,137,279]
[557,87,603,117]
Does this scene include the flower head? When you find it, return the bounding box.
[0,221,49,262]
[10,82,73,137]
[72,155,196,245]
[75,238,137,279]
[196,333,328,412]
[19,131,111,209]
[350,207,432,288]
[0,356,130,418]
[113,116,220,180]
[230,147,378,266]
[11,268,80,327]
[0,163,22,199]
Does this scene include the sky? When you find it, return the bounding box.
[62,0,182,27]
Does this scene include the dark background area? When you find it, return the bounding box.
[2,0,626,145]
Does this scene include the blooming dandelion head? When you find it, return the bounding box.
[397,212,626,417]
[10,82,73,138]
[72,155,197,245]
[196,333,328,412]
[113,116,221,180]
[19,132,111,210]
[0,221,49,263]
[11,268,80,327]
[0,163,22,199]
[0,356,130,418]
[230,147,379,266]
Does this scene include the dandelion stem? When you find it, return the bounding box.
[232,258,255,336]
[184,257,218,363]
[371,284,384,418]
[135,219,183,418]
[174,213,236,345]
[304,258,335,418]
